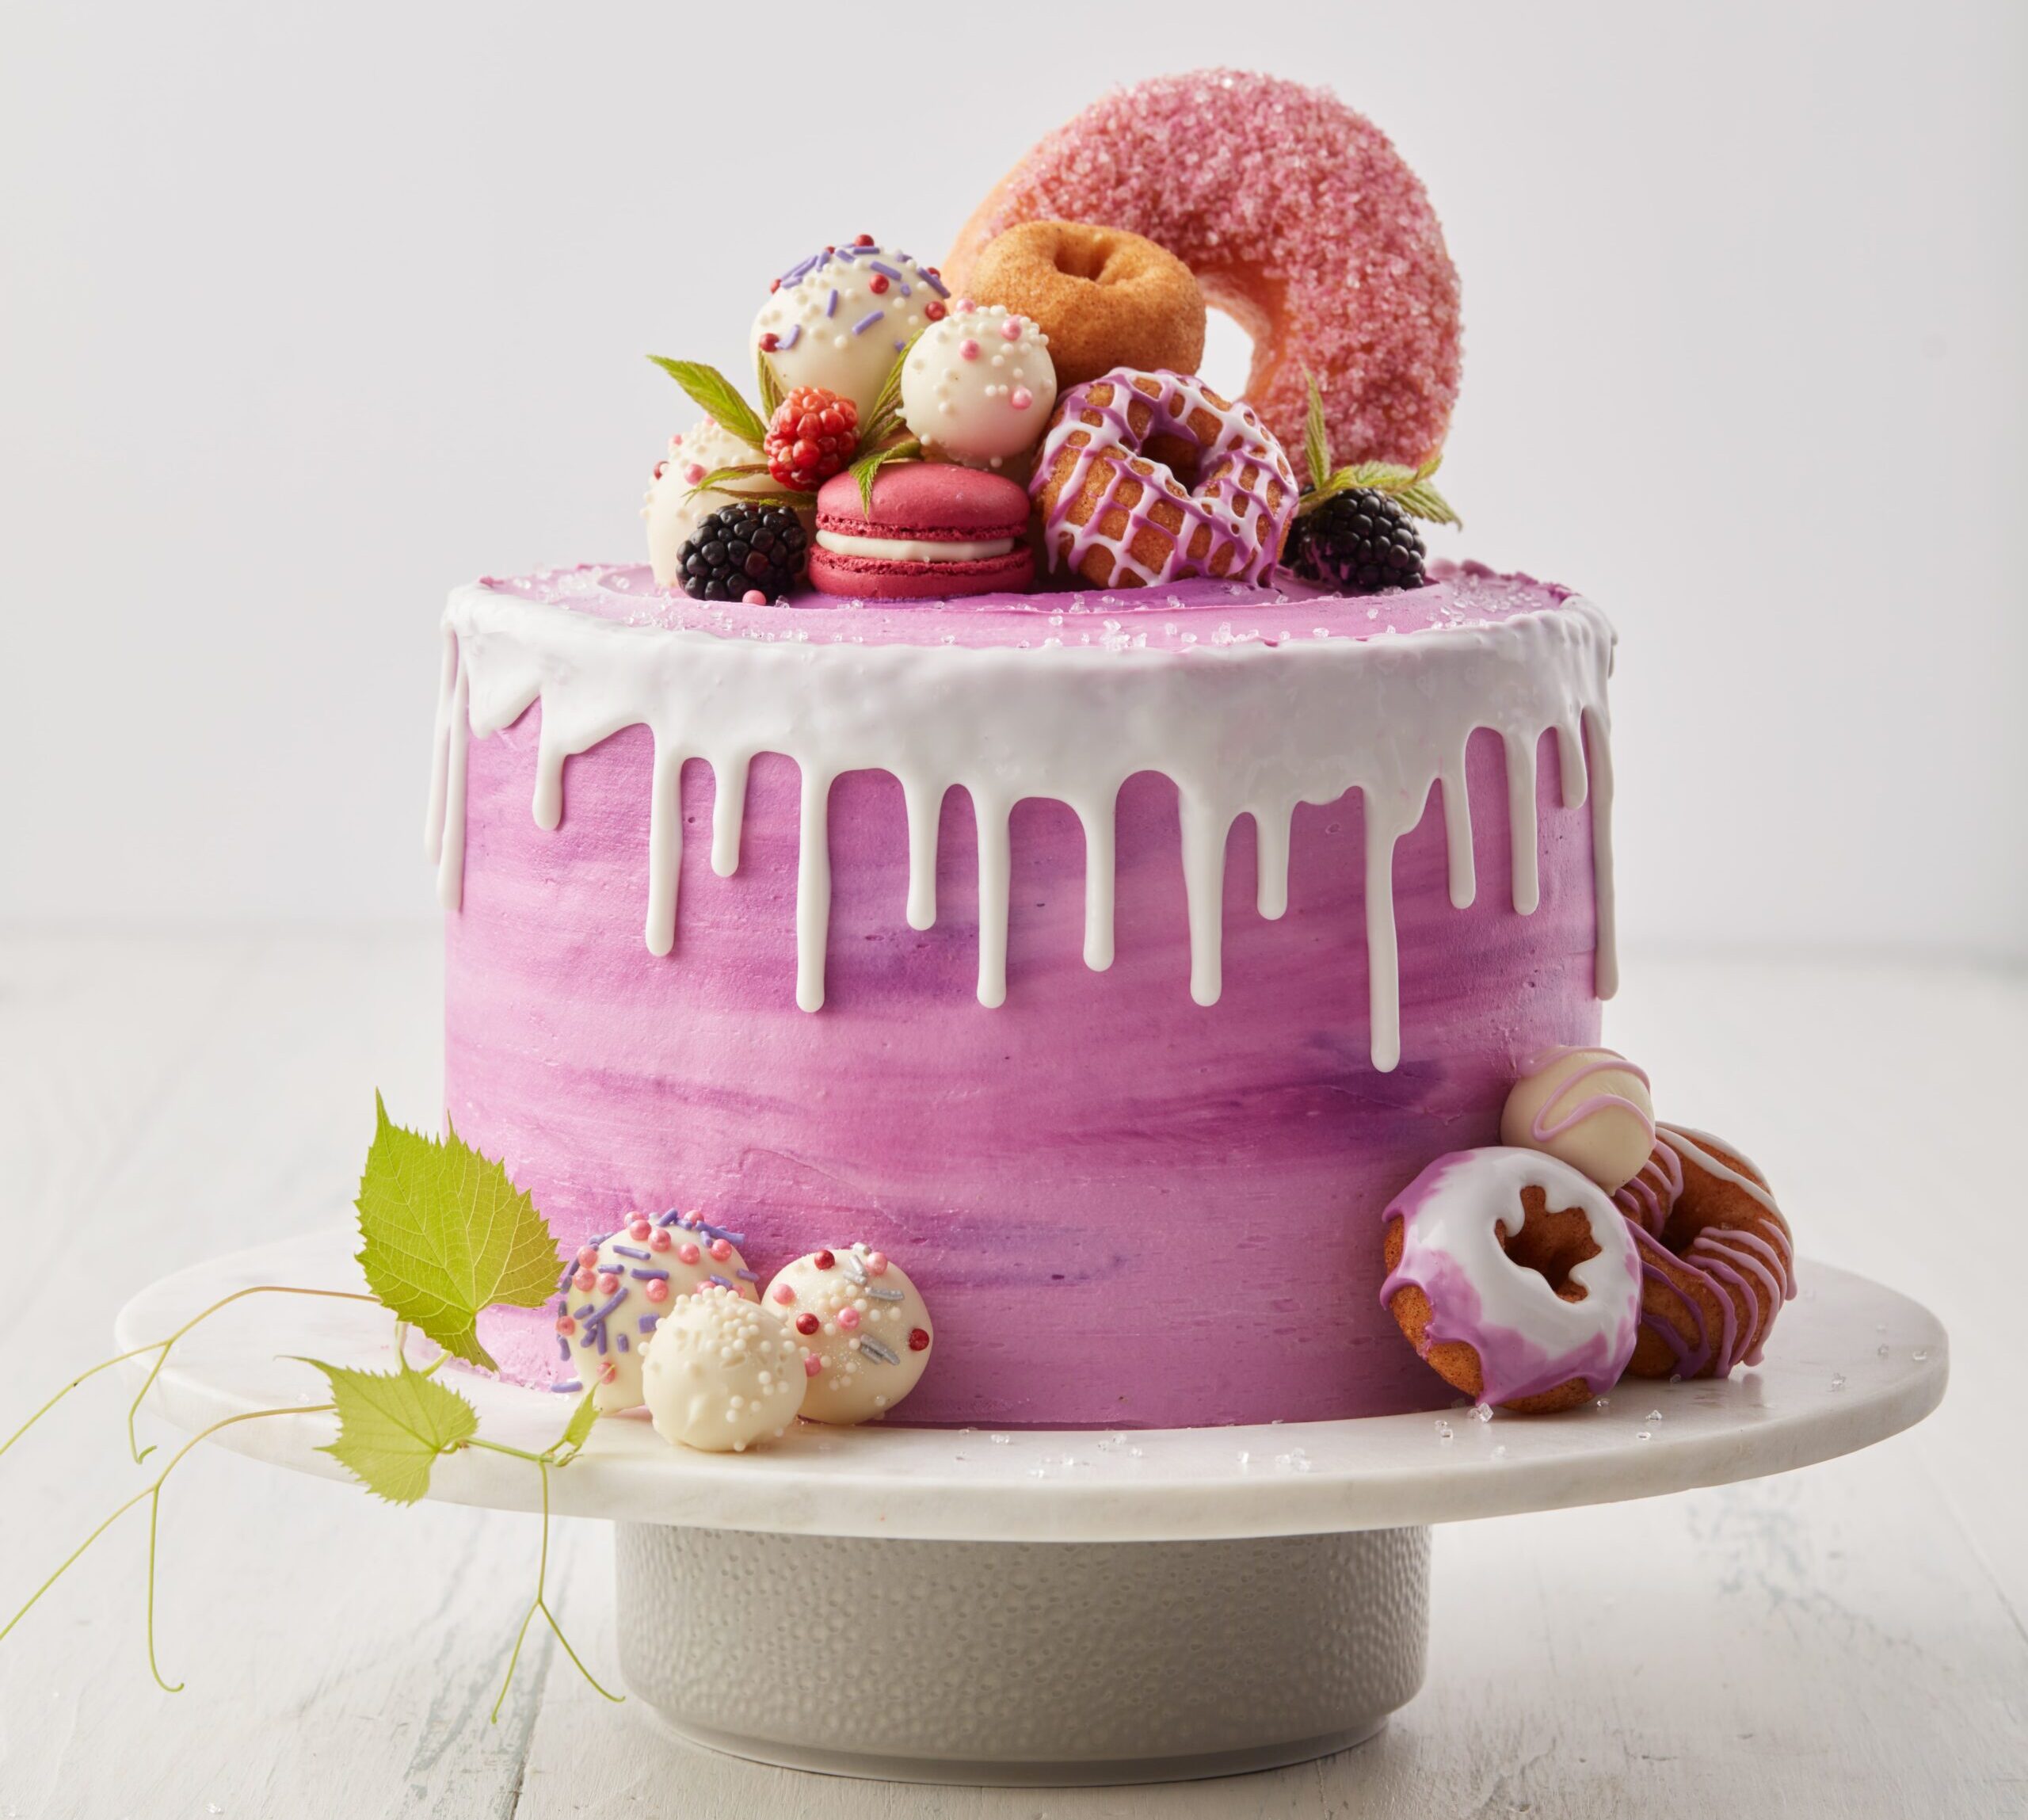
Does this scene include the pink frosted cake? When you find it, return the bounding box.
[426,71,1792,1434]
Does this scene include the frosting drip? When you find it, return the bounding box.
[426,568,1617,1070]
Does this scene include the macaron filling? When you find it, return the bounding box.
[815,530,1018,563]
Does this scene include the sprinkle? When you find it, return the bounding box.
[550,1379,582,1394]
[825,287,838,318]
[894,338,908,353]
[796,1314,820,1335]
[867,1285,904,1303]
[645,1279,669,1304]
[908,1327,931,1352]
[617,1334,630,1353]
[804,1354,823,1378]
[837,1307,862,1331]
[814,1250,836,1271]
[628,1217,652,1241]
[708,1274,736,1291]
[574,1304,596,1321]
[868,273,890,295]
[759,331,779,353]
[867,1252,889,1276]
[629,1267,669,1280]
[737,1268,758,1281]
[772,1284,796,1305]
[708,1238,734,1261]
[555,1314,578,1335]
[577,1246,600,1268]
[779,323,802,351]
[1010,387,1034,410]
[841,1251,868,1284]
[656,1209,684,1227]
[852,309,885,336]
[677,1242,700,1265]
[922,268,950,299]
[858,1335,900,1366]
[612,1245,650,1261]
[597,1272,619,1294]
[556,1336,570,1360]
[639,1314,659,1334]
[868,260,902,283]
[742,588,767,605]
[959,338,980,361]
[999,318,1022,341]
[650,1229,673,1252]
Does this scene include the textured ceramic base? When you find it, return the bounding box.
[613,1524,1428,1785]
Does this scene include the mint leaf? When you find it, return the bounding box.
[1302,372,1332,494]
[646,357,770,449]
[300,1357,478,1505]
[756,349,784,422]
[849,437,921,515]
[354,1094,561,1371]
[857,336,918,455]
[1295,456,1460,528]
[686,462,772,497]
[1392,479,1461,527]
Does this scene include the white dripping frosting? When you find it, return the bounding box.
[425,582,1619,1070]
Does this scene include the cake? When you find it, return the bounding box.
[425,71,1790,1434]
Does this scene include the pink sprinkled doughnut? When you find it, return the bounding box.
[946,70,1461,468]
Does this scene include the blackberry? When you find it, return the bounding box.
[1289,489,1426,595]
[677,502,809,601]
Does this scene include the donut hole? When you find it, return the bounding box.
[1199,306,1258,401]
[1142,431,1203,488]
[1496,1186,1603,1303]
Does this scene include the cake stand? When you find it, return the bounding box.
[116,1227,1946,1787]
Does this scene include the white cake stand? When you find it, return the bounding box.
[116,1227,1946,1787]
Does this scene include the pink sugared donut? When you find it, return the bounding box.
[945,70,1461,469]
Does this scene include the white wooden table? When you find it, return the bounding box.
[2,933,2022,1818]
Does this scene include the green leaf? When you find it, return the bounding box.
[552,1389,599,1463]
[686,462,773,497]
[856,335,919,456]
[1392,479,1462,528]
[354,1093,562,1371]
[299,1357,478,1505]
[756,349,783,421]
[1302,371,1332,494]
[849,437,921,515]
[646,357,770,449]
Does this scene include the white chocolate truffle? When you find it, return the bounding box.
[762,1243,933,1425]
[901,304,1057,469]
[643,418,768,586]
[642,1287,807,1453]
[1500,1045,1657,1194]
[555,1210,760,1413]
[751,241,945,420]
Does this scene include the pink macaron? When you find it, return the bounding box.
[809,464,1035,600]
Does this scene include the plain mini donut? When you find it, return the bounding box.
[965,221,1206,390]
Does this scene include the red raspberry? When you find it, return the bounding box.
[764,387,859,491]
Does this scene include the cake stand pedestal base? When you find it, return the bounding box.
[613,1524,1428,1784]
[116,1230,1948,1789]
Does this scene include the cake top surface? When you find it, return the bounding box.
[478,559,1574,653]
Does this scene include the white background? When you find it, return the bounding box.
[4,2,2023,956]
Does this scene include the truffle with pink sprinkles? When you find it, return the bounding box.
[945,70,1461,468]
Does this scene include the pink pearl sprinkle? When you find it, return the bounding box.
[959,338,980,361]
[953,297,975,313]
[867,1252,889,1276]
[678,1242,701,1265]
[645,1279,669,1303]
[598,1272,619,1294]
[804,1354,823,1378]
[684,463,706,484]
[650,1227,672,1252]
[772,1283,796,1304]
[629,1218,651,1242]
[742,589,766,605]
[1009,387,1033,410]
[999,318,1022,341]
[837,1307,861,1330]
[709,1238,733,1261]
[574,1269,596,1292]
[577,1246,600,1268]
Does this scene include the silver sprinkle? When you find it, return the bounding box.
[857,1336,900,1366]
[866,1285,904,1302]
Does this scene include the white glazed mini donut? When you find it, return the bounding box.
[643,417,769,586]
[641,1286,807,1452]
[762,1243,933,1424]
[752,239,948,419]
[900,303,1058,469]
[1500,1044,1657,1193]
[1380,1147,1642,1412]
[553,1209,760,1413]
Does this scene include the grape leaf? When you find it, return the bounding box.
[299,1357,478,1505]
[1302,372,1332,494]
[646,357,769,449]
[354,1094,561,1370]
[554,1388,599,1463]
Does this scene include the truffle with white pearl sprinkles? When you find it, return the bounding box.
[1500,1044,1657,1196]
[554,1209,760,1413]
[763,1243,934,1425]
[901,302,1058,468]
[751,237,948,419]
[643,418,769,587]
[640,1285,807,1452]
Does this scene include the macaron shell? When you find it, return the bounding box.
[815,464,1030,542]
[809,543,1035,601]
